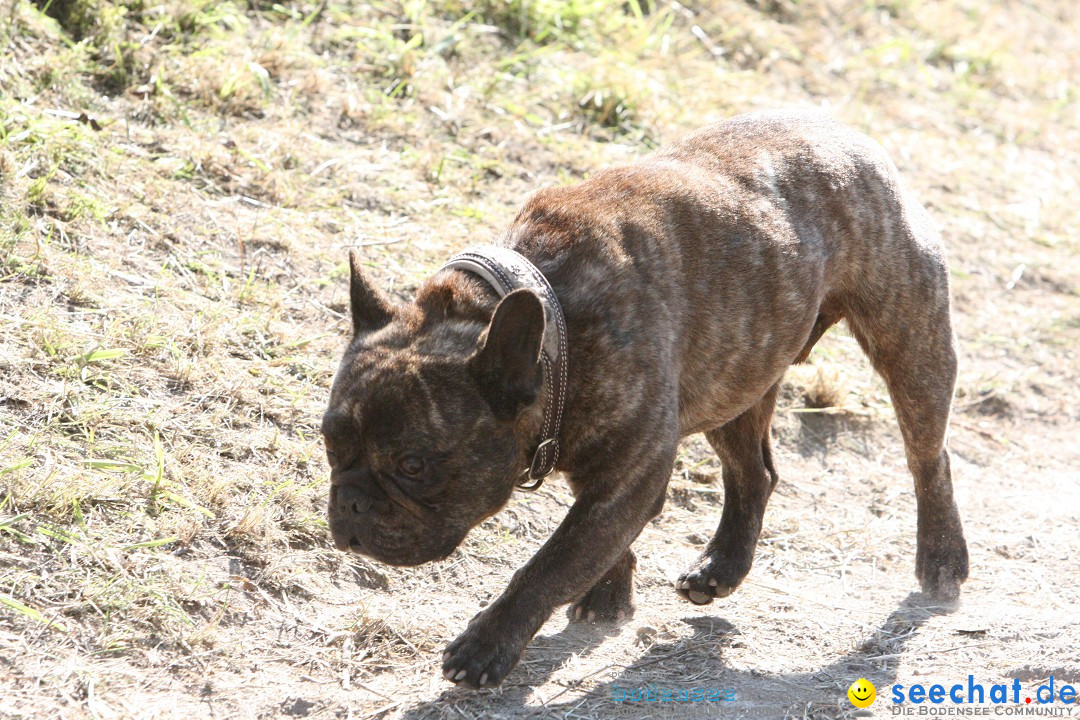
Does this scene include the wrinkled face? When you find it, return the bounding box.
[325,254,547,566]
[323,346,523,566]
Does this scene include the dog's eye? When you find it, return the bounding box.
[397,455,424,477]
[326,448,337,466]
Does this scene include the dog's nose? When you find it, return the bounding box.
[335,483,373,516]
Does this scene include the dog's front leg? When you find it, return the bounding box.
[441,441,675,688]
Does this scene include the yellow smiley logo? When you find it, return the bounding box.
[848,678,876,708]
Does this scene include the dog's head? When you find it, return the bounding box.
[323,253,546,566]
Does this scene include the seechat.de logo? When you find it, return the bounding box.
[849,678,877,708]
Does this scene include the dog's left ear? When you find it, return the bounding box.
[349,250,395,334]
[469,289,545,421]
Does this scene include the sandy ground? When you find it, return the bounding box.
[6,382,1078,719]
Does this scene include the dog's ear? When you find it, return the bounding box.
[469,288,545,421]
[349,250,395,334]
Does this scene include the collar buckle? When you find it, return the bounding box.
[517,438,559,490]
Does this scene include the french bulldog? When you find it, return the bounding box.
[322,109,969,688]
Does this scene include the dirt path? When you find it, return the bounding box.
[7,387,1077,719]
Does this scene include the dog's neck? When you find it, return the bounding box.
[412,269,551,480]
[414,270,501,326]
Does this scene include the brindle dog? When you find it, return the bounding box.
[322,109,969,689]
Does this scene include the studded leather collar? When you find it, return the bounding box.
[441,247,567,490]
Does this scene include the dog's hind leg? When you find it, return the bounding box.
[676,382,780,604]
[844,228,969,602]
[568,548,636,622]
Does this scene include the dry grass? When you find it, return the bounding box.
[1,0,1079,718]
[801,367,849,411]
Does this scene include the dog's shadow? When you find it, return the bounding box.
[402,591,949,719]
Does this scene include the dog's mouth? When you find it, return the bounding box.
[331,532,357,552]
[336,534,372,557]
[333,529,461,566]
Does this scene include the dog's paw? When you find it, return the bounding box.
[442,617,525,689]
[675,553,750,605]
[915,534,968,605]
[568,579,635,623]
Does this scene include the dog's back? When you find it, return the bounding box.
[656,109,948,303]
[508,109,950,434]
